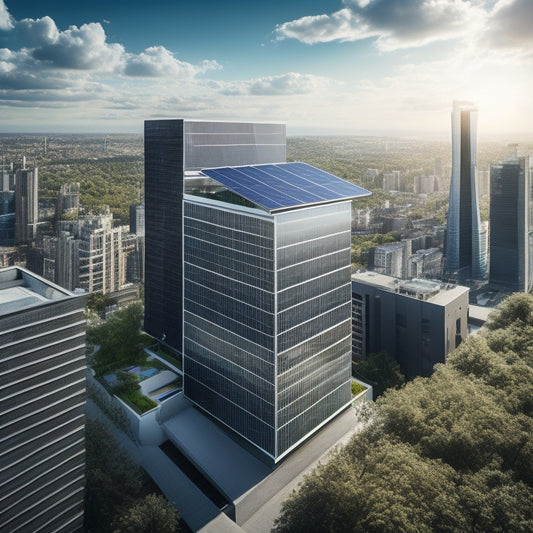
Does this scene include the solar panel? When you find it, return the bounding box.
[200,162,371,212]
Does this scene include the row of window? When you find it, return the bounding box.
[185,376,275,455]
[277,231,350,269]
[276,383,350,456]
[277,303,351,353]
[185,263,275,313]
[277,320,351,373]
[277,249,350,291]
[184,311,274,362]
[184,339,274,401]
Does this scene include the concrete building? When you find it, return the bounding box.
[144,119,370,462]
[351,272,468,378]
[129,203,145,237]
[490,155,533,292]
[414,175,436,194]
[0,267,86,532]
[408,247,443,279]
[445,101,487,280]
[383,170,400,192]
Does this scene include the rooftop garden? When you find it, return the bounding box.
[86,303,182,414]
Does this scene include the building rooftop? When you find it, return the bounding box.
[351,271,469,305]
[0,267,71,316]
[199,162,371,213]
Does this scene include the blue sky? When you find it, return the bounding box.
[0,0,532,136]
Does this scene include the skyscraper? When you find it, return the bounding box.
[445,101,486,280]
[0,267,86,532]
[14,167,38,245]
[144,119,370,461]
[144,119,286,353]
[489,155,533,292]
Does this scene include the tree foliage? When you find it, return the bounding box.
[112,494,180,533]
[85,420,181,533]
[87,303,147,374]
[353,350,405,397]
[275,293,533,532]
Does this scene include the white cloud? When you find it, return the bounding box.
[217,72,330,96]
[276,0,488,51]
[484,0,533,51]
[275,8,375,45]
[0,0,13,31]
[124,46,221,78]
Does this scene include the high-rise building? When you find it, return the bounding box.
[0,190,15,247]
[144,119,370,462]
[489,155,533,292]
[351,272,469,378]
[0,267,86,532]
[14,168,38,245]
[445,101,486,280]
[383,170,400,192]
[56,183,80,230]
[129,204,145,237]
[144,120,286,353]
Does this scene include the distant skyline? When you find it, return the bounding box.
[0,0,532,137]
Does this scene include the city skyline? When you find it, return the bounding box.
[0,0,532,137]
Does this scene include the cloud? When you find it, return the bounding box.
[275,0,487,51]
[484,0,533,51]
[216,72,330,96]
[0,0,13,31]
[124,46,221,78]
[0,2,219,79]
[31,22,124,71]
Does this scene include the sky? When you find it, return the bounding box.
[0,0,532,137]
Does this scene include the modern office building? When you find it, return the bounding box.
[14,167,38,245]
[351,272,468,378]
[144,119,370,462]
[489,155,533,292]
[445,101,487,280]
[144,120,286,353]
[129,203,145,237]
[0,190,15,247]
[0,267,86,532]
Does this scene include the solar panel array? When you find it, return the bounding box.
[200,162,371,212]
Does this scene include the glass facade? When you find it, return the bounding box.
[445,102,486,280]
[490,157,533,292]
[183,199,353,460]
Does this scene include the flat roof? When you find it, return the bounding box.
[0,267,72,317]
[352,271,469,305]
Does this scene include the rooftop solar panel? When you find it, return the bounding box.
[201,162,371,212]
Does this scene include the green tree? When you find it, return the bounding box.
[353,351,405,397]
[87,291,117,317]
[87,303,147,374]
[85,420,143,532]
[112,494,181,533]
[275,293,533,532]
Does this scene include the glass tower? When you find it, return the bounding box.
[144,120,370,462]
[445,101,487,280]
[490,155,533,292]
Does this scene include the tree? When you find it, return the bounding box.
[112,494,181,533]
[87,291,117,317]
[274,293,533,532]
[353,351,405,397]
[85,420,143,532]
[87,303,147,374]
